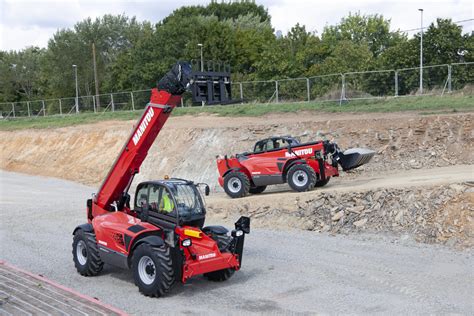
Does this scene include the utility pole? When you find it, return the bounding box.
[92,42,100,110]
[198,43,204,106]
[198,43,204,72]
[73,64,79,113]
[418,8,424,95]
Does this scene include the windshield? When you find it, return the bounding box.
[169,184,204,218]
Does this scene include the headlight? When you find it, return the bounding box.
[181,238,192,247]
[232,230,244,237]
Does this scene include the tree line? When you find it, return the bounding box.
[0,1,472,103]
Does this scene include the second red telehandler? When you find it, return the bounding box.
[217,136,374,198]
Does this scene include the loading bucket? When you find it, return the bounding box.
[337,148,375,171]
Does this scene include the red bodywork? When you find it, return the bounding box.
[217,141,339,188]
[91,88,180,218]
[84,88,241,282]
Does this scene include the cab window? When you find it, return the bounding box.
[266,139,274,150]
[135,185,149,209]
[274,138,288,149]
[254,141,266,153]
[148,185,175,215]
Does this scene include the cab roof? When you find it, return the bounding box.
[139,178,194,187]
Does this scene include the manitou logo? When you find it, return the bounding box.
[132,107,155,145]
[285,147,313,157]
[198,253,216,260]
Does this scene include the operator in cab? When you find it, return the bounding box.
[160,189,174,213]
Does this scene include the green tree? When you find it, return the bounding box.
[163,1,270,23]
[43,14,149,98]
[0,47,46,102]
[421,18,468,65]
[322,12,404,57]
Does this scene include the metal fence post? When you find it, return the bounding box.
[339,74,346,105]
[275,80,279,103]
[239,82,243,104]
[59,99,62,115]
[92,96,96,113]
[27,101,31,117]
[42,100,46,116]
[306,78,311,102]
[111,94,115,112]
[447,65,452,93]
[11,103,15,118]
[130,92,135,111]
[394,70,399,97]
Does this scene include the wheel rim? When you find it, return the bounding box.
[138,256,156,285]
[76,240,88,266]
[228,177,242,193]
[292,170,308,187]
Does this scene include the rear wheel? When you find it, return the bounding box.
[204,234,235,282]
[132,243,175,297]
[72,229,103,276]
[249,185,266,194]
[315,177,330,187]
[287,164,317,192]
[224,171,250,198]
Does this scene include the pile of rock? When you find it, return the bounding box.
[294,182,472,247]
[210,182,473,248]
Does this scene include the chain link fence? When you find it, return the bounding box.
[1,62,472,119]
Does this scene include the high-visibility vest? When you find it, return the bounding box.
[161,194,174,212]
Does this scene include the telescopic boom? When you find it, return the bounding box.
[90,62,192,219]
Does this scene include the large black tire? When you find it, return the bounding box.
[287,164,317,192]
[132,243,175,297]
[223,171,250,198]
[249,185,266,194]
[204,234,235,282]
[314,177,330,187]
[72,229,104,276]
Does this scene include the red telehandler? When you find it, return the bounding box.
[217,136,374,198]
[72,62,250,297]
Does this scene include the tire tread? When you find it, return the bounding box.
[287,164,317,192]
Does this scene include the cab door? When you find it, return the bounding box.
[242,138,289,185]
[135,183,178,226]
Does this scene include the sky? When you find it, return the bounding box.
[0,0,472,51]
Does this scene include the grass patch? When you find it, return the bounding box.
[1,95,472,131]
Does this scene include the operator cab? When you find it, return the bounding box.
[134,178,209,228]
[253,136,300,154]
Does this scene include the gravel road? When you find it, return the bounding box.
[207,164,474,209]
[1,171,473,314]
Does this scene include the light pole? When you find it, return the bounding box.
[72,64,79,113]
[197,43,203,72]
[418,8,423,95]
[197,43,204,106]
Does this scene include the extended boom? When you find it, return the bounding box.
[90,62,192,219]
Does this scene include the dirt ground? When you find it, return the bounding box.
[1,110,473,246]
[1,111,472,188]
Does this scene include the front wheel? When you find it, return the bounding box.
[72,229,103,276]
[223,171,250,198]
[132,243,175,297]
[287,164,317,192]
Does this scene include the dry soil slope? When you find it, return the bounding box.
[1,112,472,191]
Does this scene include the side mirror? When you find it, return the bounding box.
[205,185,210,196]
[235,216,250,234]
